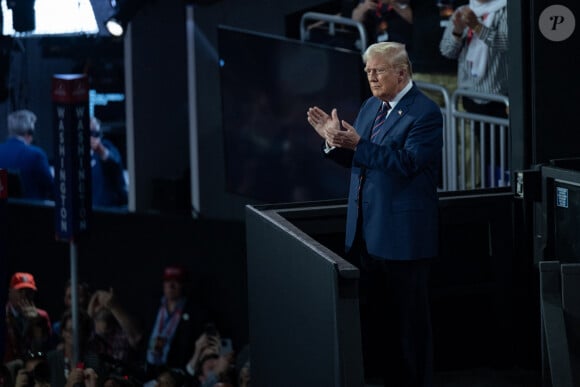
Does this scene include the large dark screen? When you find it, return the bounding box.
[218,26,369,203]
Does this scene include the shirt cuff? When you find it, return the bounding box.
[185,362,196,376]
[323,141,335,154]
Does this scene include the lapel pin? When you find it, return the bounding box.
[398,110,403,116]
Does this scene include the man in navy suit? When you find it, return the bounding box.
[0,110,54,200]
[90,117,127,207]
[307,41,442,387]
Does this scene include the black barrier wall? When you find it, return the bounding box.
[246,203,364,387]
[246,192,540,384]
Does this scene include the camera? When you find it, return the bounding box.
[204,323,218,337]
[20,361,49,387]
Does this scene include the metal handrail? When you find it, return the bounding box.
[451,89,509,109]
[450,89,510,191]
[300,11,368,53]
[415,81,452,191]
[409,85,510,191]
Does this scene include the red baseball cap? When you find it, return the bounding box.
[162,265,189,282]
[10,272,37,291]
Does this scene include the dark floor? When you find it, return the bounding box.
[433,367,541,387]
[364,367,542,387]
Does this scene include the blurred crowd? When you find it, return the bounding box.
[1,268,250,387]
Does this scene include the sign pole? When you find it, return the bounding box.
[69,240,79,366]
[52,74,92,368]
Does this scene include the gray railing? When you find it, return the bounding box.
[300,12,368,53]
[415,81,453,191]
[450,89,510,191]
[413,83,509,192]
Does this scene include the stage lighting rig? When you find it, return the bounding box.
[105,0,148,37]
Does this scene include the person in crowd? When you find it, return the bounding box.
[307,41,442,386]
[439,0,508,185]
[193,352,229,387]
[439,0,508,114]
[11,350,50,387]
[0,363,13,386]
[90,116,128,207]
[52,280,92,341]
[4,272,52,363]
[64,280,92,313]
[409,1,468,105]
[46,309,105,386]
[183,326,235,387]
[0,110,54,200]
[153,367,188,387]
[341,0,413,50]
[87,287,143,364]
[144,265,210,380]
[234,345,250,387]
[65,366,99,387]
[103,374,139,387]
[237,360,250,387]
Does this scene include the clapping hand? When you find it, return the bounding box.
[352,0,379,22]
[451,6,468,31]
[307,106,341,141]
[307,107,360,150]
[460,6,480,29]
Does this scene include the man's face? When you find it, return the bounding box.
[364,55,401,102]
[156,371,179,387]
[94,319,108,336]
[163,279,183,301]
[201,357,218,377]
[8,288,35,307]
[62,319,73,345]
[64,285,88,309]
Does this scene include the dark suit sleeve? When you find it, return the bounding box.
[322,142,355,168]
[100,140,124,173]
[33,149,55,200]
[99,139,128,205]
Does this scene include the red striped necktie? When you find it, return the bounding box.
[371,102,391,142]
